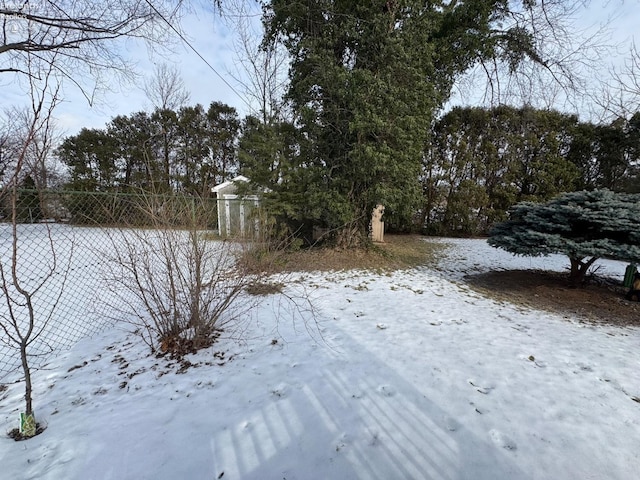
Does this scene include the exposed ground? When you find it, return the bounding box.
[276,234,640,328]
[466,269,640,327]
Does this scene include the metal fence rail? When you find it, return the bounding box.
[0,189,219,380]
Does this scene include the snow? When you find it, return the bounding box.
[1,237,639,480]
[0,224,116,374]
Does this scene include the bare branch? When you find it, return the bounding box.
[594,41,640,121]
[143,62,190,111]
[454,0,618,117]
[1,1,186,102]
[222,0,291,123]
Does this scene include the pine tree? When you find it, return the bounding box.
[488,190,640,284]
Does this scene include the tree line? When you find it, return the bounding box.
[56,102,240,197]
[10,1,639,242]
[422,106,640,236]
[51,102,640,238]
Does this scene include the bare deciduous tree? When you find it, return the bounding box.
[143,63,190,191]
[0,116,19,189]
[596,42,640,121]
[0,56,74,440]
[1,0,187,101]
[222,0,290,123]
[2,104,63,192]
[144,62,191,111]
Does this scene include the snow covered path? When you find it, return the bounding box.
[1,239,638,479]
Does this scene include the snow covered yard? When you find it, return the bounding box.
[1,238,639,479]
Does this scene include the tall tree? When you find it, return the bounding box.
[206,101,240,186]
[567,115,640,192]
[57,127,119,191]
[108,112,156,190]
[238,115,309,234]
[175,104,211,196]
[263,0,577,245]
[150,107,179,192]
[58,100,243,195]
[498,106,579,201]
[423,105,581,236]
[144,65,189,191]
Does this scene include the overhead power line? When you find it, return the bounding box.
[143,0,253,111]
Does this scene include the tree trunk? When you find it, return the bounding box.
[569,256,598,286]
[20,340,33,417]
[333,219,370,249]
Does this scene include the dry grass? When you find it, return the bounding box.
[245,234,640,327]
[249,234,446,273]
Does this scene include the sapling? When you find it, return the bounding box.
[0,63,69,439]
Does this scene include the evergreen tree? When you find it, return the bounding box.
[238,115,312,236]
[424,105,580,236]
[108,112,157,191]
[488,190,640,284]
[150,107,180,192]
[263,0,558,245]
[206,102,241,186]
[16,175,42,223]
[58,101,242,195]
[56,128,119,191]
[175,104,211,196]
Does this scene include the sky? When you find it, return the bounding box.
[52,2,258,134]
[1,233,639,479]
[1,1,260,136]
[1,1,639,138]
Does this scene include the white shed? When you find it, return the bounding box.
[211,175,260,237]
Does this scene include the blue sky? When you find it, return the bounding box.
[2,1,639,138]
[51,3,256,134]
[1,2,258,136]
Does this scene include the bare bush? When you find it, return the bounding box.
[99,193,270,355]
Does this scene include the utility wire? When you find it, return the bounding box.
[143,0,253,111]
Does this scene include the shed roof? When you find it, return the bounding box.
[211,175,250,194]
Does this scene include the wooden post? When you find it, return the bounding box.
[371,204,384,243]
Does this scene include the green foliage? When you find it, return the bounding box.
[56,102,241,196]
[423,105,581,236]
[566,114,640,192]
[15,177,42,223]
[262,0,544,243]
[238,116,316,239]
[57,128,120,191]
[175,104,211,196]
[488,190,640,282]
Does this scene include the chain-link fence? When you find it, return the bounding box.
[0,189,224,380]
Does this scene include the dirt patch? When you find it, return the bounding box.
[258,234,640,327]
[466,269,640,327]
[8,423,47,441]
[246,281,284,296]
